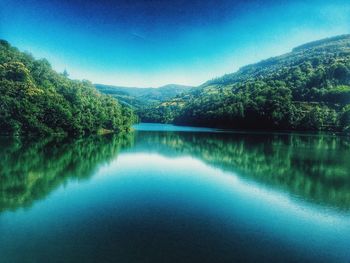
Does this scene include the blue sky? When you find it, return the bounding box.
[0,0,350,87]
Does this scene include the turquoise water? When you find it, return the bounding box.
[0,123,350,262]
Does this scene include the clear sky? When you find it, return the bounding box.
[0,0,350,87]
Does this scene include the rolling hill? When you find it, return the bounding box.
[141,34,350,132]
[95,83,193,108]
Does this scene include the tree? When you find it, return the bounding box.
[0,40,137,136]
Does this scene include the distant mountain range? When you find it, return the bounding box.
[95,83,193,108]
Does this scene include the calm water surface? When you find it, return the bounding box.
[1,123,350,263]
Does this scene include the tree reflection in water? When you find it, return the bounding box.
[133,131,350,210]
[1,130,349,213]
[0,134,134,212]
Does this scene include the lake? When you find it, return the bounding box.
[1,123,350,263]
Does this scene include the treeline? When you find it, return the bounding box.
[139,98,187,123]
[0,40,137,136]
[142,35,350,132]
[96,84,192,113]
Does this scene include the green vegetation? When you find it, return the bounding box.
[136,130,350,210]
[0,134,133,212]
[2,35,350,134]
[142,35,350,132]
[139,97,188,123]
[96,83,192,109]
[0,40,137,136]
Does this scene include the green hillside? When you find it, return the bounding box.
[0,40,137,136]
[142,35,350,132]
[2,34,350,134]
[95,83,193,109]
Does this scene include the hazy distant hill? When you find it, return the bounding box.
[95,83,193,108]
[141,34,350,132]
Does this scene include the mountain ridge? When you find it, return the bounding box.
[140,34,350,131]
[95,83,193,108]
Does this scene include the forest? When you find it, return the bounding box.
[140,35,350,132]
[95,83,192,109]
[1,35,350,136]
[0,40,137,136]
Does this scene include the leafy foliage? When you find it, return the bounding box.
[96,84,192,109]
[143,35,350,131]
[0,40,137,136]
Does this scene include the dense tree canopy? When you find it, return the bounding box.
[141,35,350,132]
[0,40,137,136]
[96,84,192,112]
[2,35,350,133]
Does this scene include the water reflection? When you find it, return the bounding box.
[0,134,133,212]
[1,127,350,262]
[132,131,350,210]
[1,129,350,213]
